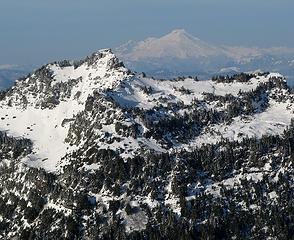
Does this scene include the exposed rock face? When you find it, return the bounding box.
[0,49,294,239]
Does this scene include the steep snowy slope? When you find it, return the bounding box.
[0,49,131,171]
[1,50,294,239]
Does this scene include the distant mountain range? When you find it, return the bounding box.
[0,64,34,89]
[1,29,293,90]
[115,29,294,80]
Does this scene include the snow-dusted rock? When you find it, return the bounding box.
[0,50,294,239]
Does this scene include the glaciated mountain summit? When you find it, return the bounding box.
[0,49,294,239]
[115,29,294,79]
[117,29,225,60]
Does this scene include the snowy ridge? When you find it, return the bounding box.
[1,49,294,239]
[0,49,293,173]
[1,48,130,108]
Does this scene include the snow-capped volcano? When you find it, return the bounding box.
[115,29,294,78]
[117,29,225,60]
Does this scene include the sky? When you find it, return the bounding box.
[0,0,293,65]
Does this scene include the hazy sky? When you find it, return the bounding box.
[0,0,293,65]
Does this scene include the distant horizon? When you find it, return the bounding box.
[1,28,294,67]
[1,0,294,65]
[1,27,294,83]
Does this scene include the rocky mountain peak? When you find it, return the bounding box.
[0,48,294,239]
[81,48,124,70]
[0,49,132,110]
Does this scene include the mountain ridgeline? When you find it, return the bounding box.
[0,49,294,239]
